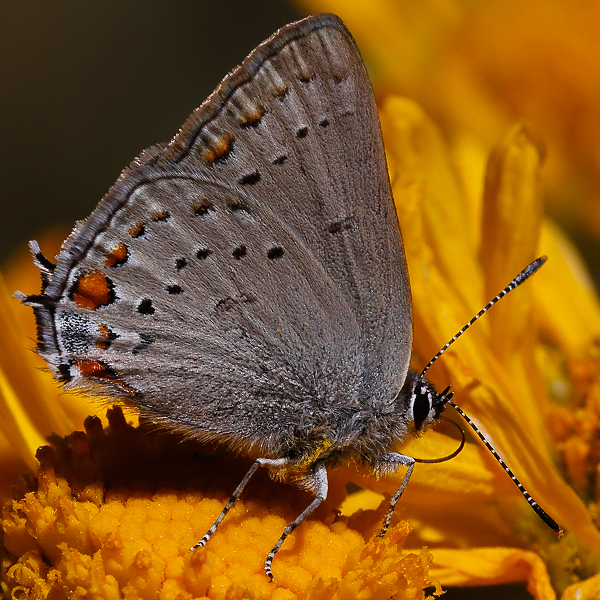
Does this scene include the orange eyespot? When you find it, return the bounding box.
[103,242,128,267]
[71,270,114,310]
[74,359,135,394]
[127,221,145,238]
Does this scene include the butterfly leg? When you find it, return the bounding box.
[377,452,416,537]
[264,462,328,581]
[190,457,290,551]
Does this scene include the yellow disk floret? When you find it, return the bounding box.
[1,407,438,599]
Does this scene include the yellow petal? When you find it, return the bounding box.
[480,121,545,363]
[382,96,481,306]
[561,573,600,600]
[0,275,71,471]
[431,547,556,600]
[535,220,600,360]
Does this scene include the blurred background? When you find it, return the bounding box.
[1,0,599,288]
[0,0,302,264]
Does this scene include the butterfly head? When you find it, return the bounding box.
[403,371,454,434]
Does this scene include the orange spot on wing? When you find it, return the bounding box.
[71,270,114,310]
[192,197,212,216]
[103,242,128,267]
[75,359,136,395]
[128,221,145,238]
[150,209,170,222]
[203,134,233,164]
[274,83,288,98]
[75,359,113,378]
[239,106,263,127]
[95,323,117,350]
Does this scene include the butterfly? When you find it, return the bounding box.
[17,13,561,580]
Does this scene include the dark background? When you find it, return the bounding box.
[0,0,303,264]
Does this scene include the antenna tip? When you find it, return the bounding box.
[522,256,548,280]
[555,527,565,539]
[531,256,548,270]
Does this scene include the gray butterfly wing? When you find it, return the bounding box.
[21,14,412,457]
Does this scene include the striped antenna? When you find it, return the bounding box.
[421,256,547,377]
[448,399,563,537]
[421,255,563,537]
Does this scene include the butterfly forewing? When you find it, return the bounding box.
[24,14,412,455]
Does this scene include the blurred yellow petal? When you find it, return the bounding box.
[381,96,482,322]
[535,220,600,361]
[0,275,70,472]
[431,547,556,599]
[481,122,545,362]
[561,573,600,600]
[338,488,385,518]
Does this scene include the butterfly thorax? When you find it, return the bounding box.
[275,369,448,480]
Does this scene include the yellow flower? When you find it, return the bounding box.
[3,15,600,597]
[296,0,600,243]
[2,94,599,597]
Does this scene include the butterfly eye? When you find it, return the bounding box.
[412,389,431,431]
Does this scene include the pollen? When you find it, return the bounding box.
[297,439,334,471]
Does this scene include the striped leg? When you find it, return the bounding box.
[377,452,416,537]
[264,462,328,581]
[190,457,290,551]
